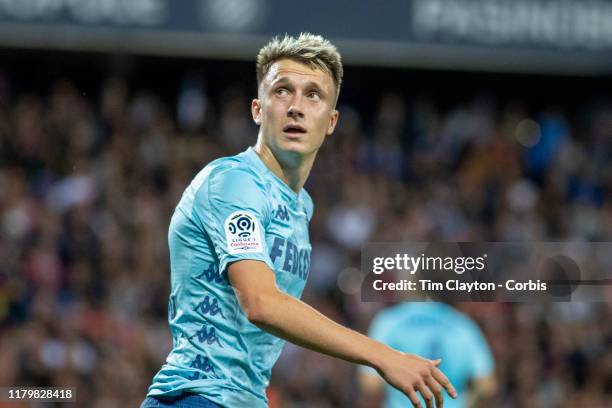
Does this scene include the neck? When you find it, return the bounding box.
[254,141,316,193]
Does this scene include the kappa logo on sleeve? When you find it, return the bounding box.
[224,211,263,254]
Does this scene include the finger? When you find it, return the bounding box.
[431,358,442,367]
[407,388,422,408]
[431,367,457,399]
[426,375,444,408]
[416,381,435,408]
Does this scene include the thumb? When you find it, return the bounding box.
[431,359,442,366]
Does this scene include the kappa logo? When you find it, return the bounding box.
[274,204,290,222]
[188,355,217,380]
[224,211,263,254]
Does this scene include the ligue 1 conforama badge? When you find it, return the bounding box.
[224,211,263,254]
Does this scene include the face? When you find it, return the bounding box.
[251,58,339,161]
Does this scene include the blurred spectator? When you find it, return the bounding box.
[359,302,496,408]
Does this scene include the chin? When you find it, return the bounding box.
[278,138,307,151]
[276,140,316,157]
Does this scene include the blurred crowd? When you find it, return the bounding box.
[0,66,611,407]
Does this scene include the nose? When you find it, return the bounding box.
[287,106,303,118]
[287,97,305,119]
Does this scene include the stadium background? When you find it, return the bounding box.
[0,1,611,407]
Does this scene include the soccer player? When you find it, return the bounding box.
[141,33,456,408]
[359,302,496,408]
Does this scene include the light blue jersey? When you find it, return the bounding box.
[362,303,494,408]
[147,147,313,407]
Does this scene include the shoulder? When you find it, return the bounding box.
[440,306,487,344]
[369,304,405,333]
[200,153,269,197]
[378,303,418,327]
[301,188,315,221]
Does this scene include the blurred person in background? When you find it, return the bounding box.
[359,302,496,408]
[141,33,456,408]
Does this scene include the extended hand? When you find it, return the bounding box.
[378,351,457,408]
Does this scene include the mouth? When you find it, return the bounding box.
[282,124,307,137]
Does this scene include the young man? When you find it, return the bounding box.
[141,33,456,408]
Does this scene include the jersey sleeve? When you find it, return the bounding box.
[464,321,495,379]
[194,165,275,274]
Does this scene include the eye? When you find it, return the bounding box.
[307,91,321,101]
[275,88,289,97]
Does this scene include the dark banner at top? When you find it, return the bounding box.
[1,0,612,73]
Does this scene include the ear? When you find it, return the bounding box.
[327,109,340,135]
[251,98,262,125]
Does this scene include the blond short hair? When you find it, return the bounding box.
[256,33,343,101]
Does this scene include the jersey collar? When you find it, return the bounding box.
[244,146,303,202]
